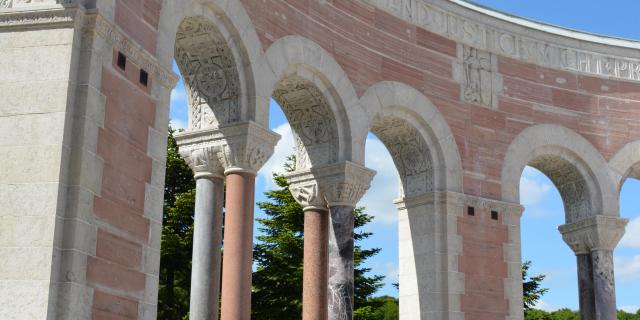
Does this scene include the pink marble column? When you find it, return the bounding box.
[303,208,329,320]
[220,171,256,320]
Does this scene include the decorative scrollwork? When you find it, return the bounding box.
[175,17,241,130]
[371,117,434,197]
[273,77,339,170]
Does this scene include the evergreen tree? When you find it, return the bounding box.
[158,127,196,320]
[251,156,385,319]
[522,260,549,310]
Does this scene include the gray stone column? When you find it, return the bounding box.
[179,147,225,320]
[190,173,224,320]
[319,162,375,320]
[286,162,375,320]
[559,215,627,320]
[327,205,356,319]
[176,122,280,320]
[591,250,617,320]
[576,254,595,320]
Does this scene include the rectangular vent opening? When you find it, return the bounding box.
[117,52,126,70]
[467,206,475,216]
[139,69,149,87]
[491,210,499,220]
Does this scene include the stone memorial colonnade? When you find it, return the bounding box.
[0,0,639,319]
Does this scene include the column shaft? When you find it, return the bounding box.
[327,205,355,320]
[591,250,617,320]
[190,177,224,320]
[303,209,329,320]
[577,254,595,320]
[220,172,256,320]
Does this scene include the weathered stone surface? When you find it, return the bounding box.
[3,0,640,319]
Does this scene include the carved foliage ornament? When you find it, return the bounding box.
[371,117,434,197]
[285,162,376,209]
[175,17,241,130]
[529,155,592,223]
[181,146,225,178]
[273,77,339,170]
[175,122,280,175]
[559,215,628,254]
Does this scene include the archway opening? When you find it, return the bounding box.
[518,165,578,311]
[614,173,640,314]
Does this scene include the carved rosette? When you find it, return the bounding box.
[559,215,628,254]
[175,121,280,176]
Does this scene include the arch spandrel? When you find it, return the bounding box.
[158,0,268,126]
[263,35,366,166]
[359,81,463,195]
[501,124,618,222]
[609,140,640,191]
[175,16,242,131]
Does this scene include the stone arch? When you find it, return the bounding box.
[359,81,463,194]
[262,35,365,167]
[502,124,617,222]
[157,0,267,126]
[609,140,640,191]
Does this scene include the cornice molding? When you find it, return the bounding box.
[366,0,640,83]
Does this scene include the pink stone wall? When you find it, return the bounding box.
[239,0,640,315]
[90,0,162,312]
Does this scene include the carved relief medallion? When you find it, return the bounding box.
[175,17,241,130]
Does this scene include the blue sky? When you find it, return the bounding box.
[169,0,640,312]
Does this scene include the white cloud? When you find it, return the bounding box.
[257,123,295,189]
[519,167,551,206]
[384,263,399,283]
[621,305,640,313]
[615,255,640,281]
[360,137,401,224]
[170,87,187,103]
[169,118,187,131]
[534,300,558,312]
[620,217,640,248]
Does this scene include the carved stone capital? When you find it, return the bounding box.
[559,215,628,254]
[175,121,280,176]
[285,162,375,209]
[320,162,376,208]
[180,146,224,180]
[284,171,326,211]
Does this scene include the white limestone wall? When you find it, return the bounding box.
[396,193,464,320]
[0,25,77,319]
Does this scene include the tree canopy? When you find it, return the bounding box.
[251,156,389,319]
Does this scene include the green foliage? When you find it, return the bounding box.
[354,296,399,320]
[251,156,386,319]
[158,127,196,320]
[522,260,549,310]
[618,309,640,320]
[525,308,640,320]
